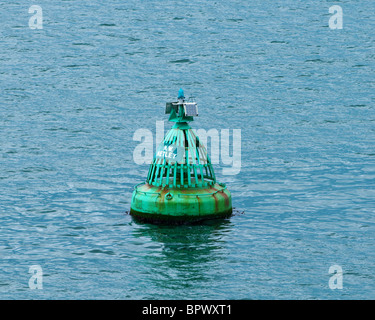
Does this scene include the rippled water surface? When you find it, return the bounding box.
[1,1,374,299]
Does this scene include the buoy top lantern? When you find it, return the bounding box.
[130,90,232,224]
[165,88,198,123]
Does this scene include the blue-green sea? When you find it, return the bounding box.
[1,0,374,299]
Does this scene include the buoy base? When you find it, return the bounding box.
[130,183,232,225]
[130,208,232,225]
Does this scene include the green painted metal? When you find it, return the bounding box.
[147,121,216,189]
[130,90,232,224]
[168,105,194,123]
[130,183,232,224]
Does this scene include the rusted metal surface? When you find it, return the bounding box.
[130,182,232,223]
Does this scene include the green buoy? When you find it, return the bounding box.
[130,90,232,224]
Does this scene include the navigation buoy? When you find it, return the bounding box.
[130,90,232,224]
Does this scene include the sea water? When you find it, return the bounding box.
[0,0,374,299]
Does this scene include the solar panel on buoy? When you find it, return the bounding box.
[184,103,198,117]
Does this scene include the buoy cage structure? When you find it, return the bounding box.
[130,90,232,224]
